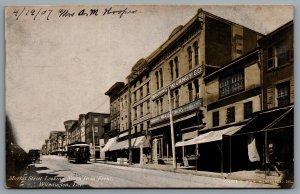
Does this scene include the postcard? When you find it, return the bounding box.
[5,5,294,188]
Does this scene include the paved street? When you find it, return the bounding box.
[19,155,278,188]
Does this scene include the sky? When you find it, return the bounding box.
[5,5,293,151]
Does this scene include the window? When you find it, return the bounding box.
[156,100,159,115]
[244,101,253,119]
[134,125,138,134]
[155,71,159,90]
[94,126,99,133]
[140,87,143,99]
[268,40,289,69]
[146,72,149,79]
[94,117,99,122]
[104,118,109,123]
[193,41,199,66]
[174,90,179,108]
[160,98,163,114]
[140,104,143,117]
[194,79,199,99]
[275,41,289,67]
[187,46,192,69]
[147,100,150,113]
[226,107,235,124]
[277,81,290,107]
[134,107,137,119]
[188,83,193,102]
[133,91,137,102]
[267,47,274,69]
[159,68,163,88]
[147,121,150,130]
[219,71,244,97]
[140,123,144,131]
[212,111,219,127]
[170,60,174,81]
[146,83,150,94]
[175,57,179,78]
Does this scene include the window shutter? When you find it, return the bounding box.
[267,87,274,109]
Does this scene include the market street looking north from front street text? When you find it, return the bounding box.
[18,155,278,188]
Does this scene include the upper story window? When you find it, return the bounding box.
[187,46,192,70]
[193,41,199,66]
[155,71,159,90]
[94,117,99,123]
[104,118,109,124]
[194,79,199,99]
[276,81,290,107]
[140,104,143,117]
[159,68,163,88]
[226,107,235,124]
[147,100,150,113]
[146,83,150,95]
[156,100,159,115]
[188,83,193,102]
[174,90,179,108]
[133,91,137,103]
[160,98,163,114]
[140,87,143,99]
[174,57,179,78]
[134,107,137,120]
[244,101,253,120]
[267,40,289,69]
[219,71,244,97]
[170,60,174,81]
[212,111,219,127]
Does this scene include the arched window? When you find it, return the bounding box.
[193,41,199,66]
[174,57,179,78]
[187,46,192,69]
[169,60,174,81]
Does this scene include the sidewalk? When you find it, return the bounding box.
[92,160,286,187]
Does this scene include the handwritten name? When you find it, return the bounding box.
[103,7,138,18]
[11,7,139,21]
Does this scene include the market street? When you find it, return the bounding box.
[17,155,278,188]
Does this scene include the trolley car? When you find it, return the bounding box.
[67,143,90,163]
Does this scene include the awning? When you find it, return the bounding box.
[119,132,128,138]
[229,106,293,136]
[175,125,244,147]
[108,136,149,151]
[101,137,117,152]
[134,136,150,148]
[109,139,131,151]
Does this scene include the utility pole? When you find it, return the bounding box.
[92,115,96,162]
[127,79,132,165]
[167,87,176,170]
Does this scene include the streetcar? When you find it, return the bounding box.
[67,143,90,164]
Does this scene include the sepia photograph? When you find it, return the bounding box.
[5,4,294,188]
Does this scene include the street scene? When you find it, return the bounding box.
[5,5,294,189]
[18,155,279,188]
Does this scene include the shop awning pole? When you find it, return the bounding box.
[229,136,232,175]
[168,87,177,170]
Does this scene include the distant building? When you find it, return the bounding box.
[48,131,66,155]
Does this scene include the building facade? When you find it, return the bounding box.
[147,9,262,163]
